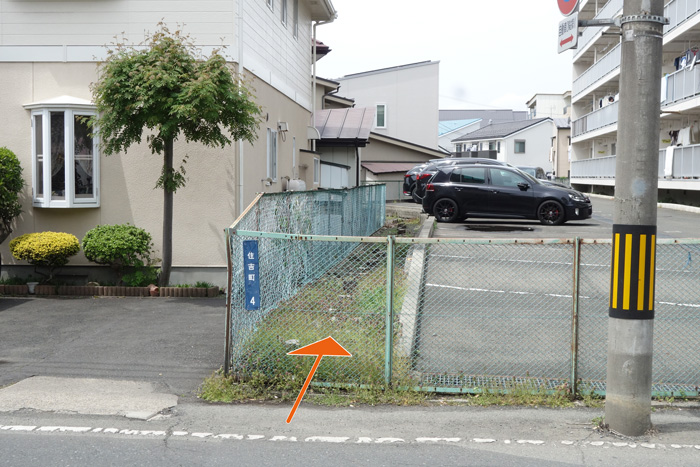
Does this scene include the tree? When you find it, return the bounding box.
[0,147,24,275]
[89,24,261,286]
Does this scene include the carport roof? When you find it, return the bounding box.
[362,162,418,174]
[314,107,375,147]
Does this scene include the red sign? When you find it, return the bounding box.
[558,0,578,16]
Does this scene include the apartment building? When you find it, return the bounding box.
[570,0,700,203]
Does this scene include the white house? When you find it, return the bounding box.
[0,0,337,285]
[451,118,556,171]
[439,119,482,154]
[334,61,441,150]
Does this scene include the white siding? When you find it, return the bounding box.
[0,1,235,46]
[241,0,313,109]
[0,0,314,109]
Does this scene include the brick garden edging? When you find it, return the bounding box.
[0,284,220,298]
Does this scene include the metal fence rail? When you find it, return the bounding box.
[224,185,387,374]
[226,202,700,397]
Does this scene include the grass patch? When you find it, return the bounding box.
[199,371,584,408]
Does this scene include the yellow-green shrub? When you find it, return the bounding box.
[9,232,80,274]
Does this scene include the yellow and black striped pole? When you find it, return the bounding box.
[609,224,657,320]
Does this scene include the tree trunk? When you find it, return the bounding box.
[159,138,175,287]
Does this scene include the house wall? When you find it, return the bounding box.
[242,0,315,110]
[335,62,440,150]
[0,63,311,285]
[362,138,439,164]
[0,0,316,110]
[555,128,571,178]
[528,94,570,119]
[502,121,556,170]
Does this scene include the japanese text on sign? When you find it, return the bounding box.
[243,240,261,310]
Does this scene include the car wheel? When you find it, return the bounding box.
[411,185,421,203]
[433,198,459,223]
[538,200,565,225]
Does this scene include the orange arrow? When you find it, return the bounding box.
[286,336,352,424]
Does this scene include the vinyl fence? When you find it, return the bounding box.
[225,190,700,397]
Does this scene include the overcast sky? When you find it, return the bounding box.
[315,0,574,111]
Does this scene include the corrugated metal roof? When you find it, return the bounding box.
[438,119,481,135]
[315,108,375,143]
[362,162,418,174]
[452,118,552,142]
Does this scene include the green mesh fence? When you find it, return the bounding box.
[226,193,700,396]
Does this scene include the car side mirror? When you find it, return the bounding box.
[517,182,530,191]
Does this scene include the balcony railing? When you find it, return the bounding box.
[572,43,621,98]
[572,101,619,138]
[664,0,700,34]
[663,63,700,106]
[571,144,700,179]
[575,0,623,57]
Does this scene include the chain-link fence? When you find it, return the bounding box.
[225,192,700,396]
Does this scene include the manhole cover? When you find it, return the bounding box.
[465,225,534,232]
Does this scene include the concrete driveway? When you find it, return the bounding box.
[0,297,225,414]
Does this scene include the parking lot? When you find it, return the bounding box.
[425,195,700,240]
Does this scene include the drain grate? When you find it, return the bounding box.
[465,225,534,232]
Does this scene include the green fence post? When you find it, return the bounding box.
[385,235,396,387]
[224,228,233,376]
[570,237,581,396]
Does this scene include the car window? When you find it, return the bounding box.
[490,168,528,188]
[449,167,487,184]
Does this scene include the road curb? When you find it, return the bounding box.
[397,214,433,358]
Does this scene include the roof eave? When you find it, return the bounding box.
[308,0,337,22]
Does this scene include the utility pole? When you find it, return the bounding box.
[605,0,665,436]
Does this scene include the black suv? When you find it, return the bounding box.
[404,158,506,203]
[422,164,592,225]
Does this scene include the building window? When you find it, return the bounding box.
[611,143,616,156]
[455,143,462,152]
[375,104,386,128]
[488,141,497,151]
[266,0,274,11]
[293,0,299,38]
[281,0,287,25]
[313,157,320,184]
[514,140,526,153]
[29,107,99,208]
[267,128,278,180]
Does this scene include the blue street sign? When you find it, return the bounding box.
[243,240,261,310]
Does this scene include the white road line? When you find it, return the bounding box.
[658,301,700,308]
[426,283,576,299]
[2,425,700,451]
[305,436,349,443]
[0,426,36,431]
[416,437,461,443]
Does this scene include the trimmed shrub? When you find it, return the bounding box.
[9,232,80,281]
[0,147,24,275]
[82,224,157,285]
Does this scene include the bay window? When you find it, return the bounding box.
[26,100,100,208]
